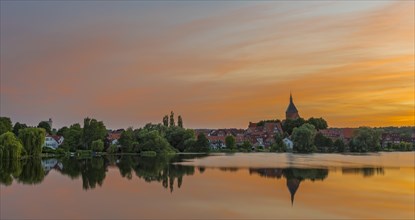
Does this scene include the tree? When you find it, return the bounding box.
[136,130,176,154]
[169,111,175,127]
[62,124,82,151]
[0,132,24,159]
[314,133,333,153]
[291,123,317,153]
[119,127,137,153]
[0,117,12,135]
[282,118,306,135]
[37,121,52,134]
[81,117,107,149]
[56,126,68,136]
[306,117,328,131]
[18,128,46,156]
[193,133,210,152]
[349,127,381,152]
[270,133,286,152]
[333,139,346,153]
[225,136,236,150]
[177,115,183,128]
[162,115,169,127]
[91,140,104,152]
[238,141,252,152]
[12,122,27,136]
[165,127,194,152]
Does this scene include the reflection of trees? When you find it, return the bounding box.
[115,155,196,192]
[0,159,22,186]
[249,168,328,205]
[58,157,107,190]
[341,167,385,177]
[16,158,45,184]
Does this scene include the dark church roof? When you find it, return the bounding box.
[285,93,298,113]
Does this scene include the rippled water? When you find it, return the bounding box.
[1,152,414,219]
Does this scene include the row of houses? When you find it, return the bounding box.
[195,121,294,150]
[319,128,415,147]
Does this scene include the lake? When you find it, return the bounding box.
[1,152,414,219]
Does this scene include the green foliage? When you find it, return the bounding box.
[62,123,82,152]
[0,157,22,185]
[314,133,334,153]
[37,121,52,134]
[12,122,27,136]
[0,117,13,135]
[188,133,210,152]
[165,126,194,152]
[17,158,45,184]
[140,151,157,157]
[292,123,317,153]
[169,111,175,127]
[136,130,176,154]
[162,115,169,127]
[282,118,306,135]
[118,127,137,153]
[0,132,24,159]
[225,136,236,150]
[238,141,252,152]
[91,139,104,152]
[57,126,68,136]
[306,117,328,131]
[18,128,46,156]
[178,115,183,128]
[270,133,286,152]
[333,139,346,153]
[387,142,414,151]
[76,150,92,157]
[349,127,381,152]
[107,144,118,154]
[81,118,107,149]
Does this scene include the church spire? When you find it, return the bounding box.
[290,92,293,103]
[286,92,300,120]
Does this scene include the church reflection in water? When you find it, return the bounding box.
[0,155,385,205]
[249,168,328,205]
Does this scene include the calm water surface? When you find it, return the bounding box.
[1,152,414,219]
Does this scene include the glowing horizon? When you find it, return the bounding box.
[1,1,414,129]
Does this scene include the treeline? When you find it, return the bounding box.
[0,117,47,159]
[117,111,209,154]
[270,118,414,153]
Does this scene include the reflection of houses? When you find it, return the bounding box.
[43,135,64,149]
[41,158,63,173]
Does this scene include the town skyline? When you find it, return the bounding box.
[1,1,414,129]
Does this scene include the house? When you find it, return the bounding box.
[206,135,226,149]
[107,130,122,145]
[44,135,64,149]
[283,138,293,151]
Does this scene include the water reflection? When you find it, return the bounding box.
[249,168,328,205]
[1,155,387,201]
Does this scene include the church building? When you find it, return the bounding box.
[285,93,300,120]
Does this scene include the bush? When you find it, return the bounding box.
[91,139,104,152]
[140,151,157,157]
[76,150,92,157]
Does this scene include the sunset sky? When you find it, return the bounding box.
[1,1,414,129]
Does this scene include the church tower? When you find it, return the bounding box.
[285,93,300,120]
